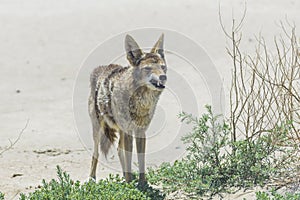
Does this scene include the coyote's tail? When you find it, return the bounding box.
[100,125,117,157]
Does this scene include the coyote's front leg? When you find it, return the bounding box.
[136,132,146,185]
[118,132,133,182]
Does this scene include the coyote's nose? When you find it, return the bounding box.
[159,75,167,81]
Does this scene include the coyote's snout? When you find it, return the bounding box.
[89,34,167,184]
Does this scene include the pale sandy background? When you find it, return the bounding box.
[0,0,299,199]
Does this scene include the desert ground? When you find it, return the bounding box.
[0,0,299,199]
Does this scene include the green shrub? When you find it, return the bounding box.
[148,105,231,196]
[0,192,4,200]
[20,166,162,200]
[147,105,292,197]
[256,189,300,200]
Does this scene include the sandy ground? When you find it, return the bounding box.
[0,0,299,199]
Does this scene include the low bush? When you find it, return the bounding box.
[147,105,293,198]
[19,166,163,200]
[256,189,300,200]
[0,192,4,200]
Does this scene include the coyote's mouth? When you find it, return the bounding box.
[150,79,165,89]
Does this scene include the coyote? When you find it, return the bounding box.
[88,34,167,184]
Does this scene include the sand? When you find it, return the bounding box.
[0,0,299,199]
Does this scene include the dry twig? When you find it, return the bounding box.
[0,119,29,155]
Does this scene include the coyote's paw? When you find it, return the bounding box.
[137,180,148,189]
[86,177,96,183]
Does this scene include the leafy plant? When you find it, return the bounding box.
[20,166,163,200]
[148,105,231,196]
[0,192,4,200]
[256,188,300,200]
[147,106,293,198]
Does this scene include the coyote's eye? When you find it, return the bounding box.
[144,66,152,71]
[161,65,167,71]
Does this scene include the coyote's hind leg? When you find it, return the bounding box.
[89,120,101,180]
[89,96,101,180]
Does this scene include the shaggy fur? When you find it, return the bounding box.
[89,34,167,184]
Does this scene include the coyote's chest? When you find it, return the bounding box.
[129,86,161,128]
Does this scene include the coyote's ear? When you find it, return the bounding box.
[151,33,164,59]
[125,35,144,66]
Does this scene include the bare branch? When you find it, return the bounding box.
[0,119,29,155]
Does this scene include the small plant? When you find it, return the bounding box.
[0,192,4,200]
[147,106,293,198]
[148,105,232,196]
[256,189,300,200]
[19,166,163,200]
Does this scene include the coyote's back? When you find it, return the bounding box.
[89,34,167,184]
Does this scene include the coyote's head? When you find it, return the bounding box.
[125,34,167,91]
